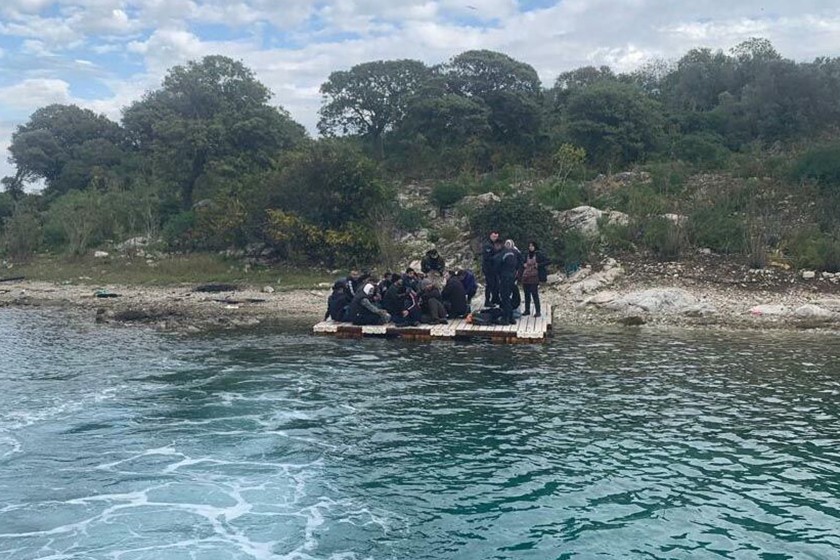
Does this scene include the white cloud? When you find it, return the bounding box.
[5,0,840,178]
[0,79,73,110]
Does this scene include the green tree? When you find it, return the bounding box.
[8,104,129,196]
[565,82,665,169]
[123,55,305,210]
[442,50,543,153]
[261,140,388,230]
[318,59,431,159]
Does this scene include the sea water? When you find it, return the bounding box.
[0,309,838,559]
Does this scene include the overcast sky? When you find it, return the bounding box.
[3,0,840,181]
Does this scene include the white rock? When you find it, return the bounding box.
[569,266,624,297]
[546,273,565,285]
[662,213,689,226]
[117,236,148,251]
[553,206,629,236]
[605,288,697,315]
[815,298,840,312]
[94,251,109,258]
[793,304,835,320]
[584,291,619,306]
[749,304,788,316]
[801,270,816,280]
[698,248,713,255]
[682,303,717,317]
[262,286,276,294]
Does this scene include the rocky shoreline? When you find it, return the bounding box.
[2,255,839,334]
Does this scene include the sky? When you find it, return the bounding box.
[3,0,840,181]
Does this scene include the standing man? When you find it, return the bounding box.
[482,231,500,307]
[493,239,519,325]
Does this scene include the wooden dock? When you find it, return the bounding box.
[313,305,552,343]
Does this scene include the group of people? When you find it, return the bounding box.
[481,231,549,325]
[325,267,478,327]
[324,230,548,327]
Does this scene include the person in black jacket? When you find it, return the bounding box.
[493,239,519,325]
[382,273,404,317]
[349,281,391,325]
[482,231,500,306]
[441,272,468,318]
[421,249,445,275]
[394,287,421,326]
[456,269,478,304]
[325,280,351,322]
[419,280,448,324]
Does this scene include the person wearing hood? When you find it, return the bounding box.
[456,269,478,304]
[349,280,391,325]
[505,239,524,311]
[382,273,405,317]
[441,271,468,318]
[325,280,351,322]
[521,241,549,317]
[419,280,448,324]
[493,239,519,325]
[421,249,445,275]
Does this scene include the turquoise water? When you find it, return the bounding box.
[1,309,839,559]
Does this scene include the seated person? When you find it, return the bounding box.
[403,267,419,291]
[382,273,404,317]
[420,249,445,275]
[419,280,448,324]
[441,271,469,318]
[325,280,351,322]
[349,280,391,325]
[456,269,478,304]
[394,287,422,326]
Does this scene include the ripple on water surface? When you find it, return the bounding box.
[0,310,839,559]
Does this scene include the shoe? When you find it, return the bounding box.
[535,312,541,317]
[438,319,448,324]
[508,319,517,325]
[522,310,530,316]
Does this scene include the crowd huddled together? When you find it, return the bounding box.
[324,230,549,327]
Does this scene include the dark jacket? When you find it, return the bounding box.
[421,251,445,274]
[481,239,496,274]
[349,286,384,323]
[460,270,478,299]
[326,288,350,321]
[441,276,468,317]
[382,283,404,316]
[494,247,519,278]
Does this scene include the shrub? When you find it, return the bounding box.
[2,211,42,260]
[673,133,730,169]
[469,194,559,258]
[44,189,104,255]
[559,229,596,269]
[394,206,428,232]
[792,143,840,194]
[534,180,584,211]
[430,181,469,212]
[688,207,746,254]
[162,211,197,249]
[640,217,686,260]
[264,209,379,267]
[787,228,840,272]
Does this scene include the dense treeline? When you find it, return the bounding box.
[2,39,840,271]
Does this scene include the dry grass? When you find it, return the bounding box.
[5,253,332,290]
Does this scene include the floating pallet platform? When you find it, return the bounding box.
[313,305,552,343]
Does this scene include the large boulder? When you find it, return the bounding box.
[606,288,698,315]
[459,192,501,212]
[554,206,629,236]
[793,304,836,320]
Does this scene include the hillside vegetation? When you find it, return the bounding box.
[2,39,840,275]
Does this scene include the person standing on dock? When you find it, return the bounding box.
[482,231,501,307]
[493,239,518,325]
[522,241,548,317]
